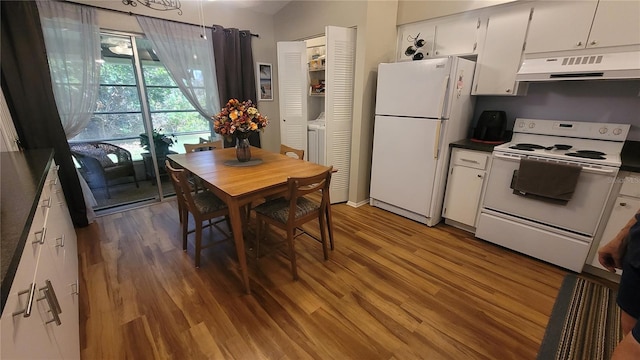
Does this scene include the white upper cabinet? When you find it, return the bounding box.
[396,15,479,61]
[472,4,532,96]
[433,17,480,57]
[525,0,640,54]
[588,0,640,49]
[397,22,435,61]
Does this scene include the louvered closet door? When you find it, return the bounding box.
[325,26,356,203]
[276,41,308,153]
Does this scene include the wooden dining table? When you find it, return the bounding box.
[167,146,332,294]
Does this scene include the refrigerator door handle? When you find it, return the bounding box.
[433,120,441,159]
[436,75,450,119]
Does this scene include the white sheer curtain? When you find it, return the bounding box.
[37,1,101,222]
[137,16,221,118]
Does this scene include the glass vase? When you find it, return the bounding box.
[235,134,251,162]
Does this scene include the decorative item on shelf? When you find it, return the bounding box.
[212,99,269,162]
[140,128,176,156]
[122,0,183,15]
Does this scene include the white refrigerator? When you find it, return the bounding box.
[369,57,476,226]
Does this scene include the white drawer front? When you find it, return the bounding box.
[620,174,640,198]
[451,149,488,170]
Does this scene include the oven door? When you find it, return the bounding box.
[481,152,618,236]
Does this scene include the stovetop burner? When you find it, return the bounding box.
[565,152,607,160]
[575,150,606,156]
[509,143,545,150]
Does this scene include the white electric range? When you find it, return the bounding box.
[476,118,630,272]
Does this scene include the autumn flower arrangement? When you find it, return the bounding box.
[212,99,268,142]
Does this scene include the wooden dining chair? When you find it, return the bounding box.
[253,167,333,280]
[165,160,230,268]
[184,140,223,153]
[280,144,305,160]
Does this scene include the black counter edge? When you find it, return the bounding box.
[1,150,55,314]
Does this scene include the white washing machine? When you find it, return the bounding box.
[307,119,325,165]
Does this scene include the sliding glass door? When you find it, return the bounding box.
[69,32,215,211]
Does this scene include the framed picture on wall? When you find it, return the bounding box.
[257,63,273,101]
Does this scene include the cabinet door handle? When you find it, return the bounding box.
[576,41,583,46]
[620,202,627,207]
[12,282,36,318]
[33,227,47,245]
[590,40,597,46]
[477,174,483,178]
[49,177,58,186]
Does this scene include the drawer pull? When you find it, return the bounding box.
[460,158,480,164]
[33,227,47,245]
[37,280,62,326]
[12,282,36,318]
[71,282,79,296]
[55,234,65,248]
[620,202,627,207]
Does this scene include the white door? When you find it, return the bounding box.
[325,25,356,203]
[370,116,441,217]
[375,59,451,119]
[588,0,640,49]
[433,17,479,57]
[276,41,307,153]
[482,153,617,236]
[473,4,531,95]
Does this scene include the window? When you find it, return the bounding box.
[70,33,214,160]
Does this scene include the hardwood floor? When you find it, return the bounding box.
[77,199,568,359]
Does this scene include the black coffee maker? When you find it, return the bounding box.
[471,111,507,143]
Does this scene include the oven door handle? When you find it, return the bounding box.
[493,153,618,175]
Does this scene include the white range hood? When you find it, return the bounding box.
[516,51,640,81]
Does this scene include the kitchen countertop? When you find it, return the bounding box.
[1,149,54,313]
[449,138,503,153]
[621,140,640,173]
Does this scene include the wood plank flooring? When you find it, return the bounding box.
[77,199,569,359]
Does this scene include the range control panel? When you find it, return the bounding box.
[513,118,630,141]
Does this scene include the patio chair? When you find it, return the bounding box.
[70,142,139,199]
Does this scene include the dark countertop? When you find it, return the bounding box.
[621,140,640,173]
[449,138,502,153]
[1,149,54,314]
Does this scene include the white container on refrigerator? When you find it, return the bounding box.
[369,57,476,226]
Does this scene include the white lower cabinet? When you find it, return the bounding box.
[588,172,640,276]
[442,148,491,231]
[1,161,79,359]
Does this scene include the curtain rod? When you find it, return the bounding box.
[68,1,260,38]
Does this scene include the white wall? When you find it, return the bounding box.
[473,80,640,140]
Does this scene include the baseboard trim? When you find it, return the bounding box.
[346,199,369,208]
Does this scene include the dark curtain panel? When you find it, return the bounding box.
[210,25,260,148]
[1,1,88,227]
